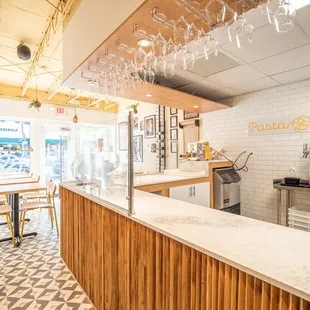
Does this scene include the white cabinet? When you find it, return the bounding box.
[169,182,210,207]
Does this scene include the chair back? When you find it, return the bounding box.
[33,175,40,182]
[47,182,57,205]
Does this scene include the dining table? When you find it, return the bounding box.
[0,182,47,246]
[0,173,32,180]
[0,177,38,186]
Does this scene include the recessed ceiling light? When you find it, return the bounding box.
[145,93,153,97]
[138,39,152,47]
[193,105,199,108]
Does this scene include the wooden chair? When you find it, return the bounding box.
[22,176,49,202]
[0,194,7,205]
[0,205,15,245]
[20,182,59,244]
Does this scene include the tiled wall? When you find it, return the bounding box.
[202,79,310,224]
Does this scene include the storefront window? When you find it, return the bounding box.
[0,120,31,173]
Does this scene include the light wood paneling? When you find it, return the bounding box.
[60,187,310,310]
[63,0,252,113]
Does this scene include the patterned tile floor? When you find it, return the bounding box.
[0,202,95,310]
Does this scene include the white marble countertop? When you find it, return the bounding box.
[134,172,207,187]
[60,181,310,302]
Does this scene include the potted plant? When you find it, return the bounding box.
[29,85,41,111]
[29,99,41,111]
[127,103,139,114]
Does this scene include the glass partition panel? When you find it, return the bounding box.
[70,115,133,214]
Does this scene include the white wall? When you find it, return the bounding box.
[63,0,143,80]
[0,98,117,178]
[202,79,310,224]
[165,107,203,169]
[117,98,159,173]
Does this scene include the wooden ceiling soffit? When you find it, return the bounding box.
[63,0,258,112]
[0,83,118,113]
[120,83,228,113]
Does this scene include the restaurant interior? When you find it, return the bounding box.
[1,0,310,309]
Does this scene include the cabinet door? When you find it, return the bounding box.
[191,182,210,207]
[169,184,193,203]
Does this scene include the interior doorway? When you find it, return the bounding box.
[43,125,73,186]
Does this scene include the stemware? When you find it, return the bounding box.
[183,45,195,70]
[174,16,190,42]
[266,0,281,24]
[205,0,226,25]
[273,0,296,32]
[230,12,254,49]
[134,47,147,69]
[203,35,219,59]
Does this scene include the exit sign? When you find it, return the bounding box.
[54,107,67,116]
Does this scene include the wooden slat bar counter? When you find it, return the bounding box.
[60,184,310,310]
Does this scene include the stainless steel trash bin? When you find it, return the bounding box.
[213,167,241,214]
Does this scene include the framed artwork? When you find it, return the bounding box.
[133,117,139,130]
[133,135,143,162]
[118,122,128,150]
[170,128,178,140]
[139,121,144,131]
[170,107,178,115]
[144,115,156,139]
[170,116,178,128]
[171,141,178,153]
[184,111,199,120]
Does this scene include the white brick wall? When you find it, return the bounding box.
[202,79,310,224]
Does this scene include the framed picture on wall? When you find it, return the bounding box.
[144,115,156,139]
[184,111,199,120]
[133,135,143,162]
[170,129,178,140]
[170,107,178,115]
[170,116,178,128]
[118,122,128,151]
[171,141,178,153]
[133,117,139,130]
[139,121,144,131]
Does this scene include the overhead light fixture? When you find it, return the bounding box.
[193,105,199,108]
[17,44,31,60]
[138,39,152,47]
[145,93,153,97]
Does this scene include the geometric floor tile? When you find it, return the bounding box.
[0,202,95,310]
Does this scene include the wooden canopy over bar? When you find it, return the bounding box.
[63,0,260,113]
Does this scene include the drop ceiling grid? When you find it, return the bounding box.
[198,6,310,99]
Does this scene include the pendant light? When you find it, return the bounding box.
[73,108,78,123]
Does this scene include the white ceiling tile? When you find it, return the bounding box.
[272,65,310,84]
[209,27,231,46]
[221,23,309,63]
[231,77,279,93]
[296,5,310,38]
[189,52,239,77]
[244,7,269,29]
[206,64,265,87]
[196,78,226,91]
[251,44,310,75]
[213,88,241,99]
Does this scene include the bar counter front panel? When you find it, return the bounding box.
[60,187,310,310]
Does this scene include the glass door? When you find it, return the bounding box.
[44,128,72,185]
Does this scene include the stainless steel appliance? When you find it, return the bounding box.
[213,167,241,214]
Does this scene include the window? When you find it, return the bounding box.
[0,120,31,173]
